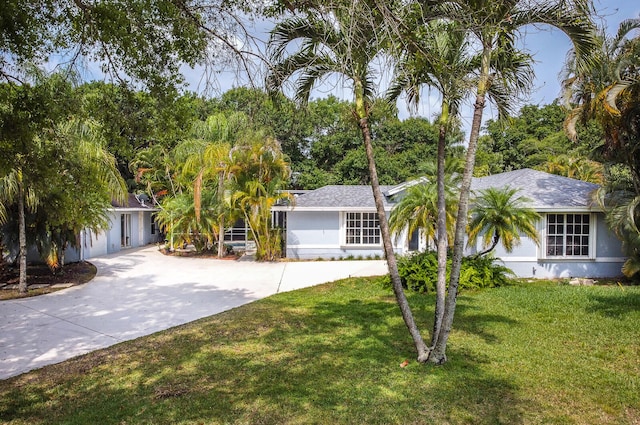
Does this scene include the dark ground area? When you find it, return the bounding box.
[0,262,96,300]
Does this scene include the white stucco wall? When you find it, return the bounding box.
[79,209,158,259]
[285,210,404,260]
[285,210,626,278]
[486,213,625,278]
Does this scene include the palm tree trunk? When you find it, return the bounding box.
[218,170,225,258]
[474,231,499,258]
[18,178,27,294]
[431,109,449,348]
[429,44,492,365]
[358,116,430,362]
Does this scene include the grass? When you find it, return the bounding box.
[0,278,638,424]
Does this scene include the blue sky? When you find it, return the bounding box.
[407,0,640,133]
[523,0,639,106]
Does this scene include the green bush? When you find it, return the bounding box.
[388,251,515,293]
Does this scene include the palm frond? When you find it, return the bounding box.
[603,81,632,115]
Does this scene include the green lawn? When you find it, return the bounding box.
[1,278,638,424]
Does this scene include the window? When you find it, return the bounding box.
[545,213,591,257]
[121,213,132,247]
[224,219,248,242]
[345,212,380,245]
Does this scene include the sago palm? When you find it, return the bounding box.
[468,187,540,257]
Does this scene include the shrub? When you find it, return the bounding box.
[388,251,515,293]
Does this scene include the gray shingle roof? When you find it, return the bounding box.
[471,168,598,209]
[292,185,396,209]
[111,193,156,209]
[290,169,599,211]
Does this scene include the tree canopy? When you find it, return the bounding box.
[0,73,125,291]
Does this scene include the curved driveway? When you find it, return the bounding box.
[0,246,387,380]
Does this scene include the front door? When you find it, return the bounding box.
[121,213,132,247]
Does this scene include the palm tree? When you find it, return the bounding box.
[155,191,218,252]
[131,143,182,202]
[388,158,462,250]
[0,168,35,293]
[44,119,127,268]
[562,17,640,151]
[538,154,603,184]
[228,133,291,261]
[563,18,640,278]
[389,181,457,249]
[180,113,248,257]
[267,1,431,360]
[468,187,540,257]
[387,18,473,348]
[418,0,597,364]
[593,182,640,278]
[0,118,126,292]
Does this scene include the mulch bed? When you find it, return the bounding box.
[0,261,97,300]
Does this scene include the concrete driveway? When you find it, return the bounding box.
[0,246,388,380]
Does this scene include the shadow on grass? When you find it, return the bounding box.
[0,279,537,424]
[451,295,519,345]
[586,289,640,318]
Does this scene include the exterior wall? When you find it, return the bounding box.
[17,208,158,264]
[81,209,158,260]
[82,227,109,258]
[284,207,625,277]
[285,210,404,260]
[106,211,124,254]
[489,213,625,279]
[594,213,625,258]
[499,259,625,279]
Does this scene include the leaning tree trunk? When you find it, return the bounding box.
[18,179,27,294]
[474,231,499,258]
[358,113,430,362]
[432,107,449,348]
[429,45,492,364]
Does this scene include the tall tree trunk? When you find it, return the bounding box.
[429,44,492,365]
[18,178,27,294]
[358,116,430,362]
[218,170,225,258]
[431,105,449,348]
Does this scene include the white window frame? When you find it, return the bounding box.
[540,213,595,260]
[342,212,381,246]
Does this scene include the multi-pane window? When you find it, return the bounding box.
[345,212,380,245]
[546,213,590,257]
